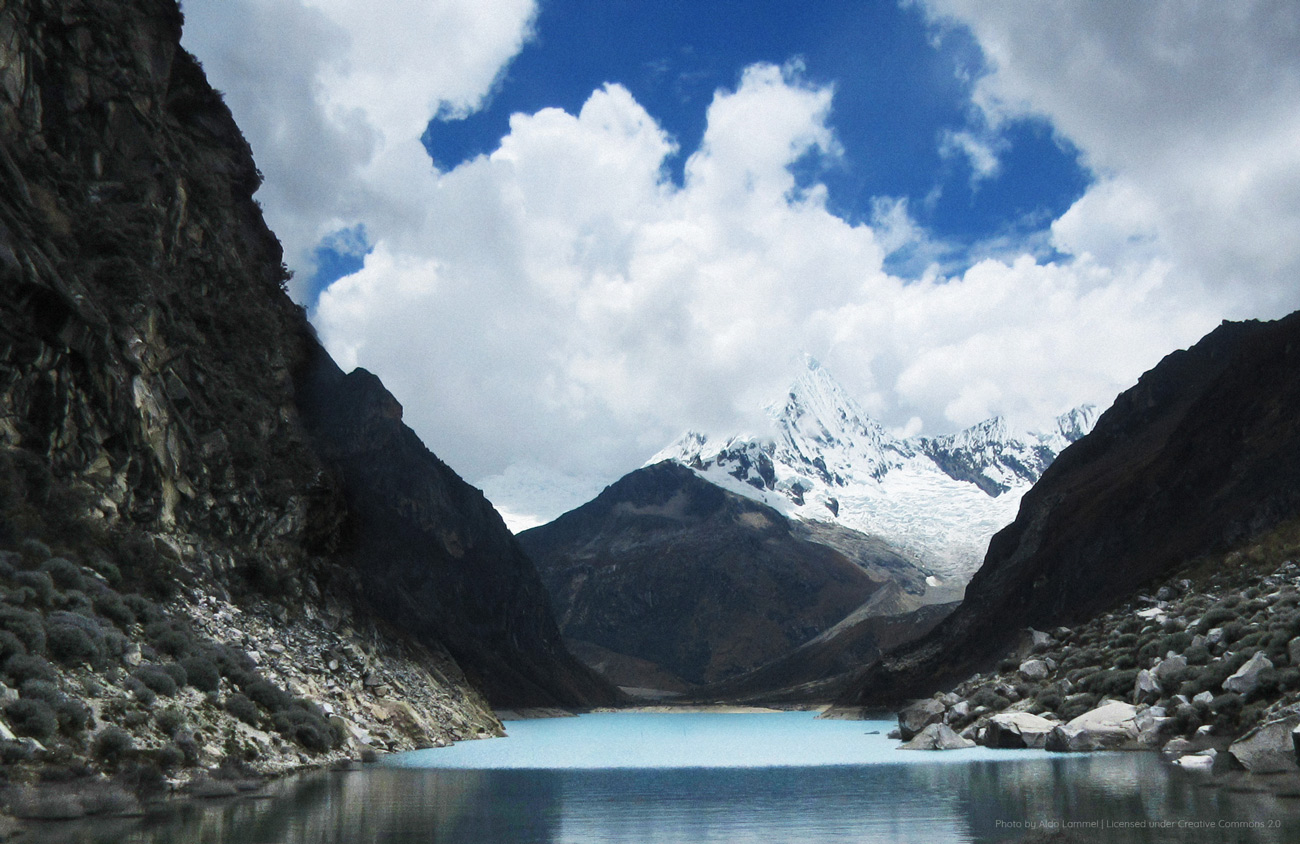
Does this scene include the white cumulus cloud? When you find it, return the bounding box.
[180,2,1300,526]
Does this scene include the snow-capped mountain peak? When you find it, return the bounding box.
[651,360,1097,580]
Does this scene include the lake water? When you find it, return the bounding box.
[18,711,1300,843]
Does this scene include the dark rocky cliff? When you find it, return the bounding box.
[297,354,614,706]
[840,312,1300,706]
[0,0,610,787]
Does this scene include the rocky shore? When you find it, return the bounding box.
[874,523,1300,785]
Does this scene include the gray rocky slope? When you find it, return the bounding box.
[0,0,612,811]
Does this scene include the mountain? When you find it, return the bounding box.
[0,0,612,787]
[518,462,933,690]
[837,313,1300,707]
[653,358,1097,580]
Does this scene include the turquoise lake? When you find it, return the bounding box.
[20,711,1300,843]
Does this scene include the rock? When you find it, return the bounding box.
[1174,749,1217,771]
[1222,651,1274,695]
[986,712,1059,749]
[886,728,901,740]
[1205,627,1226,647]
[897,699,946,741]
[1134,707,1169,745]
[899,723,975,751]
[1045,724,1093,752]
[1018,659,1051,681]
[1134,669,1162,702]
[1161,737,1195,760]
[947,700,970,722]
[1027,628,1054,649]
[1288,637,1300,666]
[1192,691,1214,706]
[1054,701,1141,750]
[1152,655,1187,684]
[1229,716,1300,773]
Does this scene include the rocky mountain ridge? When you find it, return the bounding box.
[838,312,1300,709]
[519,461,936,692]
[653,358,1096,579]
[0,0,610,808]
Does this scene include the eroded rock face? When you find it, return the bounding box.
[0,0,612,782]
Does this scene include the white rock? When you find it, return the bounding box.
[1222,651,1274,695]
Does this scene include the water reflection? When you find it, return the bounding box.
[17,724,1300,843]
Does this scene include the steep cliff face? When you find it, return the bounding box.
[0,0,608,785]
[840,313,1300,706]
[298,355,615,707]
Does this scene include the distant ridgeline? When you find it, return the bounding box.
[0,0,613,790]
[521,363,1093,701]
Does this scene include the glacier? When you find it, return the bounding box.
[650,358,1097,582]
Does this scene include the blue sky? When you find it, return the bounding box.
[183,0,1300,527]
[311,0,1090,298]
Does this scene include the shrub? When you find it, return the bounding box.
[46,623,102,668]
[39,558,85,591]
[243,678,291,712]
[1198,607,1237,632]
[0,630,26,662]
[121,594,162,625]
[175,730,201,765]
[145,621,193,659]
[0,606,46,654]
[4,653,56,684]
[155,708,186,737]
[1184,644,1211,665]
[0,739,34,764]
[92,592,134,629]
[155,743,185,771]
[271,707,335,753]
[132,665,178,697]
[54,698,90,736]
[17,538,52,565]
[13,571,54,607]
[180,655,220,692]
[124,677,156,706]
[5,698,57,740]
[93,727,134,763]
[224,693,260,726]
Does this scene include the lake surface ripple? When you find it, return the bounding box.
[20,711,1300,843]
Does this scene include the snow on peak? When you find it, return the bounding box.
[651,363,1098,581]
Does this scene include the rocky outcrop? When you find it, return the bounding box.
[0,0,612,791]
[899,722,973,750]
[520,462,928,689]
[840,312,1300,707]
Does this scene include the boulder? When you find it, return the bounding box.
[1192,691,1214,706]
[986,712,1058,749]
[1152,655,1187,684]
[900,722,975,751]
[1134,707,1169,746]
[1049,701,1141,751]
[1288,636,1300,667]
[1222,651,1274,696]
[1133,669,1162,702]
[1018,659,1051,682]
[1229,716,1300,773]
[1173,749,1217,771]
[1161,737,1195,761]
[898,699,946,741]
